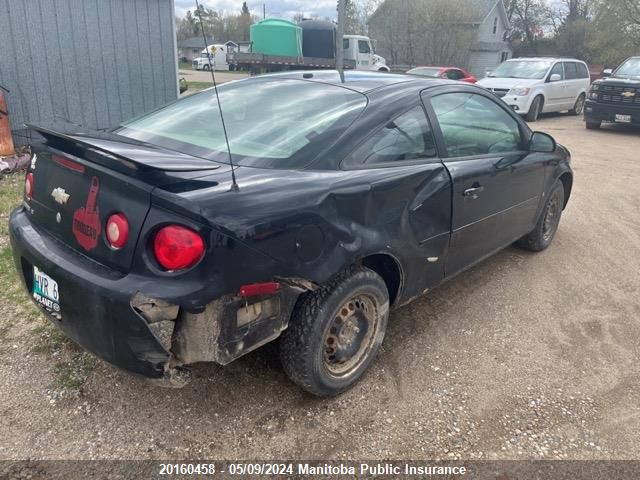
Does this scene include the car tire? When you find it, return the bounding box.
[525,96,543,122]
[280,266,390,397]
[586,121,602,130]
[203,65,210,71]
[517,182,565,252]
[569,94,586,115]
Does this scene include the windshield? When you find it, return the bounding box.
[117,79,367,169]
[408,67,441,78]
[614,57,640,78]
[489,60,553,79]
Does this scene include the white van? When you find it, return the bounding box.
[477,57,591,122]
[192,44,229,71]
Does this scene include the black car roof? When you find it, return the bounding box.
[243,70,449,93]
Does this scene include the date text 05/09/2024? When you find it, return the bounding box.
[158,463,468,476]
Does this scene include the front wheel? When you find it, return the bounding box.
[525,96,543,122]
[569,94,586,115]
[517,182,565,252]
[280,267,389,397]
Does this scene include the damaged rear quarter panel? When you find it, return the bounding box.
[165,163,452,307]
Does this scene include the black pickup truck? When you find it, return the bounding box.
[585,56,640,129]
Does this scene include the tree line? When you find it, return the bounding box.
[175,0,640,67]
[506,0,640,65]
[176,2,257,43]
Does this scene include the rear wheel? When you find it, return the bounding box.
[517,182,565,252]
[586,121,602,130]
[525,96,543,122]
[280,267,389,397]
[569,94,586,115]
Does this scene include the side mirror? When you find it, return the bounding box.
[530,132,556,153]
[549,73,562,82]
[602,68,613,78]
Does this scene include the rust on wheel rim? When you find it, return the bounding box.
[323,294,380,377]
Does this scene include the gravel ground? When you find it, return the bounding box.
[0,114,639,462]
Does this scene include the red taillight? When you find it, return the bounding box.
[106,213,129,250]
[239,282,280,298]
[25,172,34,199]
[153,225,205,271]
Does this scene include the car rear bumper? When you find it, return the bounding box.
[9,207,301,385]
[584,100,640,125]
[10,207,173,380]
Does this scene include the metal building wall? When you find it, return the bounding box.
[0,0,178,145]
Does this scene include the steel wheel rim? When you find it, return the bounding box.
[323,294,380,377]
[543,191,561,241]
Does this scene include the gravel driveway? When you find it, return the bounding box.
[0,114,638,462]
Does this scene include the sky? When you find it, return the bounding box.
[174,0,339,20]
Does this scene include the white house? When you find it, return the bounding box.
[468,0,513,77]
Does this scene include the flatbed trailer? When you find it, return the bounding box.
[227,52,357,74]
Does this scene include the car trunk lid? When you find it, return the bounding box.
[25,123,220,272]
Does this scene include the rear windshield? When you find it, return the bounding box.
[117,79,367,169]
[614,57,640,78]
[408,67,441,78]
[489,60,553,79]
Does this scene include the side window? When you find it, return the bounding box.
[549,63,564,80]
[445,69,464,80]
[577,63,589,79]
[564,62,578,80]
[358,40,371,54]
[493,17,498,34]
[350,106,437,165]
[343,39,350,50]
[430,93,522,157]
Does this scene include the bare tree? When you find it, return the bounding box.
[369,0,477,67]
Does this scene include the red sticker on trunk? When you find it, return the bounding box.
[72,176,101,251]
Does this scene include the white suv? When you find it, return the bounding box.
[478,58,591,122]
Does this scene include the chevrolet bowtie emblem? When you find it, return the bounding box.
[51,187,70,205]
[622,91,636,97]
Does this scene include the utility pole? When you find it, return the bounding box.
[336,0,345,82]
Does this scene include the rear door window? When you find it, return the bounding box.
[564,62,578,80]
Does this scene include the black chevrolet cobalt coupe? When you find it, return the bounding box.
[10,71,572,396]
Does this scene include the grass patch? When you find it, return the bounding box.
[186,81,214,92]
[178,61,192,70]
[0,175,41,340]
[50,352,97,394]
[30,321,74,354]
[0,172,96,393]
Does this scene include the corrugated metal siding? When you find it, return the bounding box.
[0,0,178,146]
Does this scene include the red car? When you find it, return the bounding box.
[407,66,477,83]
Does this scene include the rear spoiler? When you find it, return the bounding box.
[28,122,220,173]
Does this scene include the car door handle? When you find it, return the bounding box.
[463,186,485,198]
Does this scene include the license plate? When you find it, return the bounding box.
[615,114,632,123]
[33,266,61,318]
